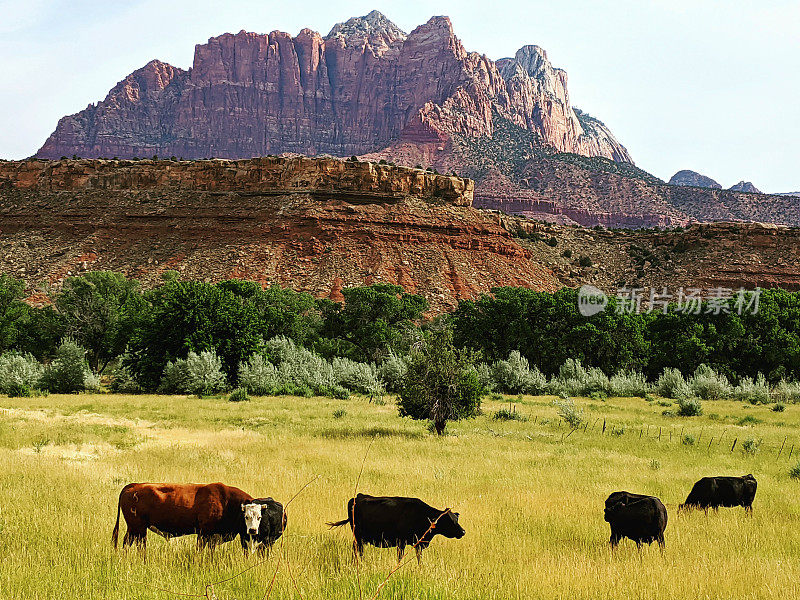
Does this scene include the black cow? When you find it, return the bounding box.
[604,491,668,550]
[327,493,465,562]
[679,474,757,513]
[242,497,287,556]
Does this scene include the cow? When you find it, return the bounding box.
[241,497,287,556]
[111,482,266,555]
[679,474,757,514]
[327,493,465,563]
[604,491,668,550]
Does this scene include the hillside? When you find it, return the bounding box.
[2,158,799,312]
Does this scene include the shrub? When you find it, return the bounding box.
[238,354,280,395]
[474,363,495,393]
[733,373,770,404]
[741,437,761,455]
[550,359,610,397]
[562,249,573,258]
[160,350,227,395]
[609,370,651,398]
[377,351,408,392]
[0,353,43,396]
[657,400,673,407]
[546,236,558,247]
[656,368,690,399]
[492,351,547,395]
[553,397,585,430]
[266,337,336,393]
[676,396,703,416]
[228,387,250,402]
[109,362,142,394]
[589,390,607,401]
[578,255,593,268]
[772,379,800,404]
[40,339,95,393]
[493,407,527,421]
[681,433,696,445]
[332,357,383,396]
[773,402,786,412]
[790,461,800,480]
[689,364,732,400]
[332,408,347,419]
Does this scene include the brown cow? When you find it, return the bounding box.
[111,482,261,555]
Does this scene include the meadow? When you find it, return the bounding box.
[1,392,799,599]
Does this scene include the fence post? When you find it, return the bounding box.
[731,438,737,452]
[658,427,662,441]
[789,444,795,460]
[778,436,787,460]
[698,428,703,443]
[707,438,713,451]
[602,419,606,434]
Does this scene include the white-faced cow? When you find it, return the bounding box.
[241,497,287,556]
[327,493,465,562]
[112,482,281,556]
[679,474,757,514]
[604,491,668,550]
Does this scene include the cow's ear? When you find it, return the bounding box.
[241,504,246,512]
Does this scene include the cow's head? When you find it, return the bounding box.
[242,503,263,537]
[436,509,465,539]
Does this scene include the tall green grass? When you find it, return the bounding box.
[0,393,799,599]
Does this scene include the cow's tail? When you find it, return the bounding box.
[326,517,350,529]
[112,495,122,549]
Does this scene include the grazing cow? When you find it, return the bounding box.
[327,493,465,562]
[604,491,668,550]
[241,497,287,556]
[680,474,757,513]
[112,482,259,555]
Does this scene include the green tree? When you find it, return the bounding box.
[398,327,482,435]
[54,272,144,372]
[0,275,32,352]
[320,284,427,362]
[124,280,262,390]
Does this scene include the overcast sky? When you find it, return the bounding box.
[1,0,798,192]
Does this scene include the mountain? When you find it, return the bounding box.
[668,170,722,189]
[36,12,629,165]
[728,181,761,193]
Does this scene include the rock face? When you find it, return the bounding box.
[668,170,722,189]
[0,157,559,311]
[729,181,761,194]
[36,12,630,165]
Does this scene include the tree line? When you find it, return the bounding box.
[2,273,800,387]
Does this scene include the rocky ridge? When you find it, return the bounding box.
[36,12,629,166]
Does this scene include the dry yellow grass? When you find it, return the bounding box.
[0,393,799,599]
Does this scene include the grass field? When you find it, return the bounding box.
[1,392,799,599]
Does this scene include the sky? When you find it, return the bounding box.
[1,0,798,192]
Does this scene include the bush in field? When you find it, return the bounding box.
[186,350,228,395]
[265,336,336,393]
[656,368,690,399]
[398,327,482,435]
[553,397,585,430]
[491,351,547,395]
[109,361,142,394]
[609,370,651,397]
[790,461,800,480]
[733,373,770,404]
[474,363,495,393]
[159,358,192,394]
[772,379,800,404]
[773,402,786,412]
[40,339,96,393]
[0,352,43,396]
[332,357,383,396]
[689,364,732,400]
[238,354,281,395]
[549,359,610,397]
[228,387,249,402]
[377,351,409,393]
[741,437,761,455]
[493,407,527,421]
[676,396,703,416]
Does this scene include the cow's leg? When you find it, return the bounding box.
[396,545,405,563]
[415,546,423,565]
[257,543,268,559]
[352,539,364,561]
[609,532,621,549]
[657,534,666,554]
[745,504,753,516]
